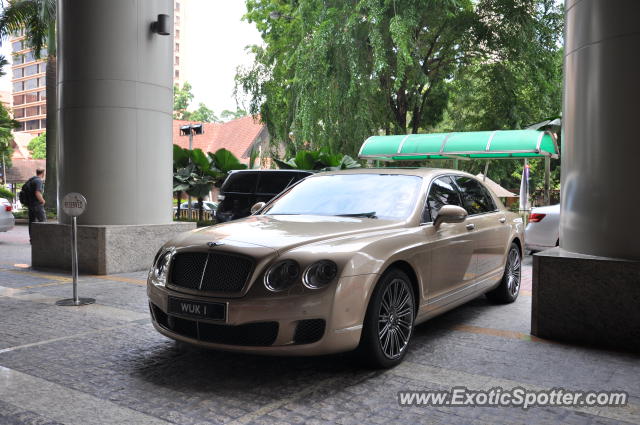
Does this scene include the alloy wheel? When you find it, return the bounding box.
[377,278,414,359]
[506,247,521,297]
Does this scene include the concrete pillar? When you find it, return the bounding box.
[531,0,640,353]
[561,0,640,260]
[31,0,196,274]
[57,0,173,225]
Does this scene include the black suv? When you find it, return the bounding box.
[215,169,312,222]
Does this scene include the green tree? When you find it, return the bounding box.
[190,103,219,123]
[173,82,195,120]
[27,132,46,159]
[0,56,19,183]
[174,82,219,122]
[0,0,58,209]
[220,108,247,121]
[237,0,563,158]
[431,0,563,193]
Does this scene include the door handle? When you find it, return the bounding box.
[465,223,475,231]
[499,217,506,223]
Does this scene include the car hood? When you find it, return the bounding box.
[170,214,405,253]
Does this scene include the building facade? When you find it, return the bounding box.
[174,0,182,85]
[10,32,47,135]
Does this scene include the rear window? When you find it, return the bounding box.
[224,173,258,193]
[256,172,305,194]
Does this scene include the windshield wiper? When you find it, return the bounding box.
[336,212,377,219]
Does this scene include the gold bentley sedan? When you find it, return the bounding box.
[148,168,524,367]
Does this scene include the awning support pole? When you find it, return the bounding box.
[453,159,459,170]
[544,155,551,205]
[483,160,489,181]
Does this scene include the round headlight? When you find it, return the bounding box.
[303,260,338,289]
[152,250,172,285]
[264,260,300,292]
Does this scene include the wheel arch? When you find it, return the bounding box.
[511,236,523,256]
[382,260,421,315]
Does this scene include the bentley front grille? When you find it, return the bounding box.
[170,251,253,293]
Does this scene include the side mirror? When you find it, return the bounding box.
[433,205,467,229]
[250,202,266,214]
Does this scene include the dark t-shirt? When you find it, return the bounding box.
[29,176,43,207]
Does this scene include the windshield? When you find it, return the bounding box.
[264,174,422,221]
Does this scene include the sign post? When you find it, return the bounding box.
[56,193,95,307]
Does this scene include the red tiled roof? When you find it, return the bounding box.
[6,159,45,183]
[173,115,266,163]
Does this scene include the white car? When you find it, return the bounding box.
[0,198,15,232]
[525,204,559,252]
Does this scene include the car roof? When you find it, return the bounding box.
[228,169,313,175]
[310,167,476,179]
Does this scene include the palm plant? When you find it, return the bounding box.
[173,146,247,222]
[188,148,247,221]
[274,148,361,171]
[0,0,57,210]
[172,145,191,218]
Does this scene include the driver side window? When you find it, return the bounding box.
[423,176,462,223]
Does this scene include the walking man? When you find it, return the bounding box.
[25,168,46,242]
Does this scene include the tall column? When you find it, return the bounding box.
[561,0,640,260]
[57,0,173,225]
[531,0,640,354]
[31,0,196,274]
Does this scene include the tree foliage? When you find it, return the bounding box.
[27,132,46,159]
[221,108,248,121]
[237,0,564,161]
[0,64,19,173]
[173,82,220,122]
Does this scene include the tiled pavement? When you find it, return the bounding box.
[0,225,638,425]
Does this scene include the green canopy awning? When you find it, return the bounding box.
[358,130,559,161]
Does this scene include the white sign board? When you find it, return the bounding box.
[62,193,87,217]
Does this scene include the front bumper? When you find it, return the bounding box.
[0,215,14,232]
[147,273,379,356]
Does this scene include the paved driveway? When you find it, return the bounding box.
[0,225,638,424]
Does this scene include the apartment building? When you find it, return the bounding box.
[10,32,47,135]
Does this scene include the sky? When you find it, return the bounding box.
[0,0,264,117]
[181,0,263,114]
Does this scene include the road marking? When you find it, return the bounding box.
[392,362,640,423]
[0,267,147,286]
[0,321,146,355]
[89,274,147,286]
[0,365,171,425]
[452,324,554,344]
[0,268,71,282]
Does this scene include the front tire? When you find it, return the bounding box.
[358,268,415,368]
[486,242,521,303]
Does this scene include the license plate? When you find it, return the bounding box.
[167,297,226,321]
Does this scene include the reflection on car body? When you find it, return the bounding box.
[148,168,524,368]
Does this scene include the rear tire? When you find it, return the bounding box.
[486,243,521,304]
[357,268,415,368]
